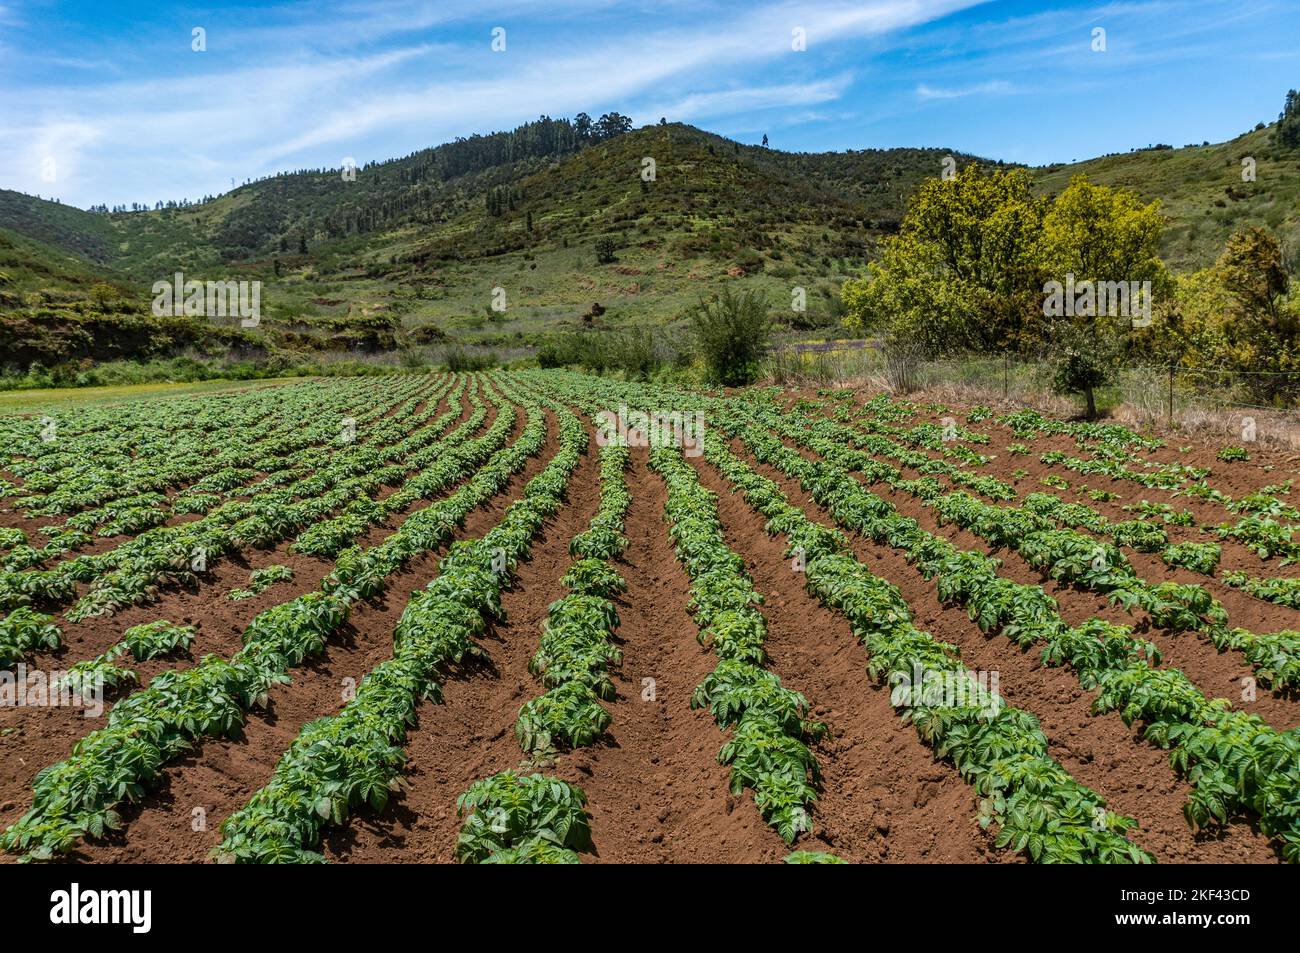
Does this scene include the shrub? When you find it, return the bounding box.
[689,288,770,387]
[606,326,665,380]
[442,347,498,372]
[882,339,923,394]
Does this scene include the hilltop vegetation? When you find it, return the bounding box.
[1,118,985,377]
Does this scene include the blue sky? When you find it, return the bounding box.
[3,0,1298,208]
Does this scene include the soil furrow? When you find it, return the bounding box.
[689,450,1007,863]
[57,408,557,864]
[726,434,1280,863]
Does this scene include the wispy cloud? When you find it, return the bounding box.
[1,0,1296,204]
[647,75,855,123]
[915,80,1013,99]
[0,0,988,206]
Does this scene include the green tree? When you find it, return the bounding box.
[90,283,120,311]
[841,166,1046,354]
[1278,89,1300,150]
[690,288,771,386]
[1217,226,1289,324]
[594,236,617,264]
[1130,268,1227,365]
[1215,226,1300,402]
[1038,175,1168,290]
[1048,321,1121,419]
[1037,175,1169,413]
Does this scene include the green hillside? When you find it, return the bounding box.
[1033,124,1300,271]
[0,121,988,350]
[0,228,113,295]
[2,112,1297,375]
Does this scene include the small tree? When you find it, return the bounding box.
[1049,321,1120,418]
[690,288,771,387]
[1217,226,1289,323]
[1277,88,1300,150]
[90,283,120,311]
[840,166,1046,356]
[594,237,617,264]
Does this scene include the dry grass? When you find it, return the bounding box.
[1113,402,1300,450]
[771,352,1300,448]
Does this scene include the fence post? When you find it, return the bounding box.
[1167,360,1175,429]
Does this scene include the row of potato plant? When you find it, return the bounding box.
[0,381,542,860]
[522,374,828,846]
[215,399,585,863]
[717,397,1300,862]
[651,433,825,845]
[763,397,1300,692]
[6,377,451,570]
[550,373,1151,863]
[517,425,630,754]
[792,391,1300,616]
[7,375,435,519]
[452,383,629,864]
[449,382,629,864]
[699,428,1152,863]
[0,375,477,627]
[0,377,423,570]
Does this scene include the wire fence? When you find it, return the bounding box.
[766,341,1300,437]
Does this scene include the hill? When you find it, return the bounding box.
[2,113,1298,372]
[0,121,988,354]
[1033,124,1300,272]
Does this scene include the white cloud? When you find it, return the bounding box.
[916,80,1013,99]
[645,76,855,123]
[0,0,992,206]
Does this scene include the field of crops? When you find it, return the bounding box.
[1,370,1299,865]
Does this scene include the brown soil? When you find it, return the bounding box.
[323,444,795,863]
[768,401,1300,730]
[46,408,552,864]
[0,385,495,826]
[0,397,528,862]
[689,451,1006,862]
[725,434,1280,863]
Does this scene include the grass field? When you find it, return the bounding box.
[0,377,304,414]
